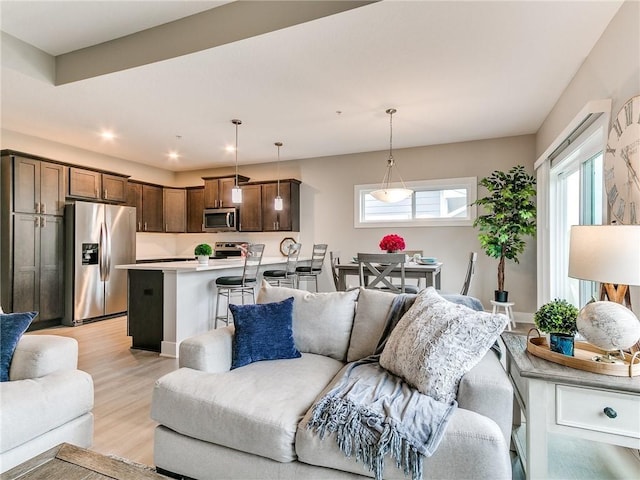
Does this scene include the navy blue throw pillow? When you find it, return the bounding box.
[230,297,300,369]
[1,311,37,382]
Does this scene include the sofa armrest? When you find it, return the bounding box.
[457,350,513,444]
[178,326,235,373]
[9,335,78,381]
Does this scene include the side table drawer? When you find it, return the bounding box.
[556,385,640,439]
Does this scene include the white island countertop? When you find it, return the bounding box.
[116,256,290,272]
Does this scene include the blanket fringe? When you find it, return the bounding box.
[307,395,424,480]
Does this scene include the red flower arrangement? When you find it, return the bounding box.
[379,234,405,252]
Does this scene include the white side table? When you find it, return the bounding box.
[491,300,516,331]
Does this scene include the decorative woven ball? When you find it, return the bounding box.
[577,301,640,351]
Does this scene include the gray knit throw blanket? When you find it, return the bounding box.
[306,294,458,480]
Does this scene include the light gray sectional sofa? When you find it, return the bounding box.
[152,284,513,480]
[0,335,94,473]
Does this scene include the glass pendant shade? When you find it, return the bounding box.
[231,186,243,204]
[274,141,284,211]
[274,196,284,211]
[372,108,412,204]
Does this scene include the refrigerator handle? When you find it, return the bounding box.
[99,223,108,281]
[104,222,112,281]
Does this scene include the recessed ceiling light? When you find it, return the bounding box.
[168,151,180,160]
[225,145,236,153]
[100,130,116,141]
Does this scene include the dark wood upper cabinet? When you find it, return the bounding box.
[186,187,204,233]
[163,188,186,233]
[13,156,65,216]
[142,184,163,232]
[68,167,128,203]
[203,175,249,208]
[239,184,262,232]
[261,180,300,232]
[126,181,143,231]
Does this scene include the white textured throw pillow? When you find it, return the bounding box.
[257,281,358,361]
[380,287,507,403]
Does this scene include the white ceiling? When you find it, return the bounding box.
[0,0,623,172]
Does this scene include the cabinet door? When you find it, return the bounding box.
[12,214,39,314]
[69,167,101,199]
[261,181,299,231]
[13,157,39,214]
[261,183,279,232]
[102,174,128,203]
[187,187,204,233]
[127,182,143,231]
[39,215,64,321]
[239,184,262,232]
[40,161,65,216]
[220,177,237,207]
[163,188,186,233]
[203,179,220,208]
[142,184,163,232]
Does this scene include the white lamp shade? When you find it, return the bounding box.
[231,186,243,204]
[569,225,640,286]
[274,196,283,211]
[370,188,413,203]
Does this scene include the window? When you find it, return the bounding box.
[550,120,605,307]
[354,177,477,228]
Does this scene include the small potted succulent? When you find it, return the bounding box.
[534,299,579,356]
[379,234,405,253]
[194,243,212,265]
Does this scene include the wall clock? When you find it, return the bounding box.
[604,95,640,224]
[279,237,296,256]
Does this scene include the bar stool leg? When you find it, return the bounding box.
[214,288,222,329]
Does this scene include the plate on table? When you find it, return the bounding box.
[417,257,437,265]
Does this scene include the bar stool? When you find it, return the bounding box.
[263,242,302,288]
[295,243,327,292]
[491,300,516,331]
[213,244,265,328]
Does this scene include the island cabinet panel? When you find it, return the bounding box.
[126,181,143,231]
[142,184,163,232]
[239,184,262,231]
[69,167,128,203]
[186,187,204,233]
[13,156,66,216]
[127,270,163,352]
[163,187,186,233]
[261,180,300,232]
[203,175,249,208]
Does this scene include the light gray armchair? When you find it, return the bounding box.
[0,335,94,473]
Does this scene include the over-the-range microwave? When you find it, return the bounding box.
[203,208,238,232]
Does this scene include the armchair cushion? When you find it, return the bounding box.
[230,297,300,369]
[1,312,37,382]
[380,288,507,403]
[10,336,78,381]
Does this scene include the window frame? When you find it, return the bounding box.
[353,176,477,228]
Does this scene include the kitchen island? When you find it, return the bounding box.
[116,257,289,358]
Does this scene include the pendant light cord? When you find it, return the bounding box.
[235,122,239,187]
[276,143,281,197]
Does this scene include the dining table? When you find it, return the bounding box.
[335,260,442,291]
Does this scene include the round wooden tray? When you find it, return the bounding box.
[526,329,640,377]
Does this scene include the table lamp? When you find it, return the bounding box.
[568,225,640,360]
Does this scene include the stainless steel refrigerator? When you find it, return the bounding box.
[64,201,136,326]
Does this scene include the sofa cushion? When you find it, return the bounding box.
[380,288,507,403]
[152,353,344,463]
[296,405,510,479]
[0,370,94,453]
[230,297,300,369]
[257,281,358,361]
[347,288,396,362]
[1,312,37,382]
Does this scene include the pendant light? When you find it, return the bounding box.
[231,119,243,204]
[274,142,284,211]
[370,108,413,203]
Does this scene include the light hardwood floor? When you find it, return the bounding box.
[30,316,178,467]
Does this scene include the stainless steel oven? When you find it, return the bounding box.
[203,207,238,232]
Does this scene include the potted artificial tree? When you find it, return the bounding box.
[473,165,536,302]
[194,243,213,265]
[534,299,579,356]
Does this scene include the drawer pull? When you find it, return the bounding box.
[603,407,617,419]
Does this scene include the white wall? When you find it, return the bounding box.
[536,0,640,304]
